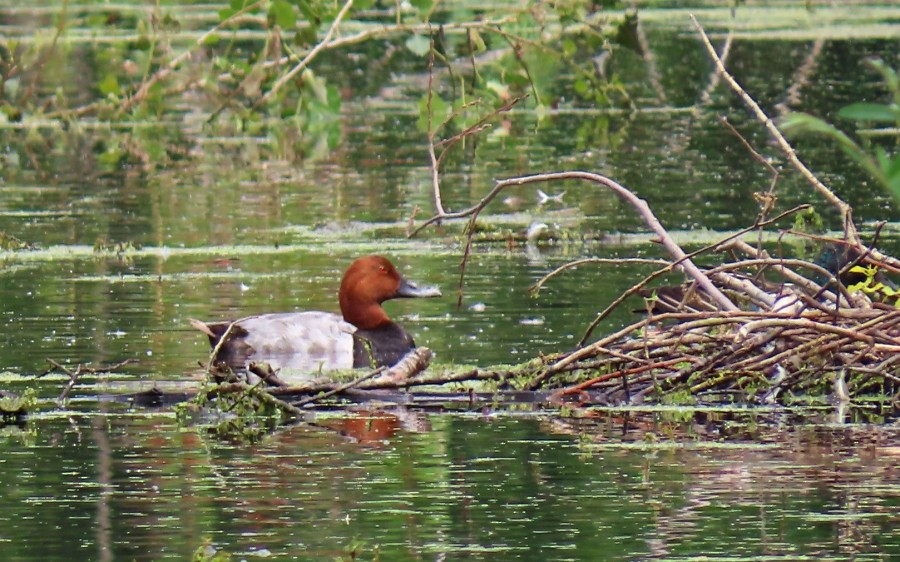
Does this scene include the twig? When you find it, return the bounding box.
[690,14,860,245]
[548,357,692,402]
[292,367,386,408]
[425,39,446,217]
[529,257,671,295]
[41,358,136,404]
[261,0,355,104]
[18,0,67,109]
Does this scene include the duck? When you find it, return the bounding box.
[190,255,441,376]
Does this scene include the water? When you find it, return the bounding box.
[2,411,899,561]
[1,1,899,560]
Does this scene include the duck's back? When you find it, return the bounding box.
[201,311,357,373]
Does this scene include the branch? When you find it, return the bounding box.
[261,0,355,104]
[457,171,740,311]
[529,257,671,295]
[690,14,860,245]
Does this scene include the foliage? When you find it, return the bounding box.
[176,383,291,444]
[0,387,36,420]
[0,1,641,170]
[0,232,35,251]
[192,537,232,562]
[781,58,900,201]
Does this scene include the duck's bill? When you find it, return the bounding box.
[396,278,442,298]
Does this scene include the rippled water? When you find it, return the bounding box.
[2,410,899,561]
[1,0,899,560]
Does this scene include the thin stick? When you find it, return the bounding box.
[261,0,355,104]
[425,39,445,216]
[292,367,385,407]
[529,258,671,295]
[690,14,860,245]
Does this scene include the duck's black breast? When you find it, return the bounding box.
[352,322,416,369]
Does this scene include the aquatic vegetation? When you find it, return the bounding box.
[0,387,35,421]
[782,58,900,201]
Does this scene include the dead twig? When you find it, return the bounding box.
[40,358,136,404]
[690,14,860,246]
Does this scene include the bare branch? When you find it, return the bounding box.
[261,0,355,104]
[690,14,860,245]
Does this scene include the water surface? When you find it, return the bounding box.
[1,1,899,560]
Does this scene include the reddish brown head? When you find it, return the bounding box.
[339,255,441,330]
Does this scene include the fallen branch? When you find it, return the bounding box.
[40,358,137,404]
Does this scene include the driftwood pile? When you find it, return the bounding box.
[526,237,900,406]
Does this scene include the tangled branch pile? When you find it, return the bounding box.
[529,237,900,406]
[404,19,900,408]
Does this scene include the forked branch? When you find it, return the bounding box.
[413,170,740,311]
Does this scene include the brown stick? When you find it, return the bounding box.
[690,14,860,245]
[415,171,739,311]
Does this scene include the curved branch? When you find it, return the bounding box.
[262,0,355,103]
[497,172,739,311]
[413,170,740,311]
[529,257,671,295]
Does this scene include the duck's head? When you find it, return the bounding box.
[339,255,441,329]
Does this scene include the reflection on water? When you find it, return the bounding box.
[1,2,899,560]
[0,409,898,561]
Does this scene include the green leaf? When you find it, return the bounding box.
[296,0,321,26]
[325,84,341,113]
[837,102,899,123]
[405,34,431,57]
[864,58,899,103]
[98,74,120,97]
[269,0,297,29]
[202,33,220,46]
[409,0,434,15]
[468,29,486,53]
[295,26,318,45]
[573,77,589,96]
[878,147,900,178]
[301,70,328,104]
[161,13,181,32]
[218,7,236,22]
[416,93,449,133]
